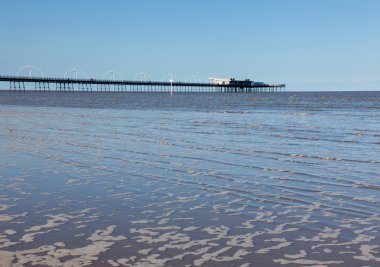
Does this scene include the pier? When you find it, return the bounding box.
[0,75,285,93]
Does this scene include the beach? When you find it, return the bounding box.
[0,91,379,266]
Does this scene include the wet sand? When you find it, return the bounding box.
[0,92,379,266]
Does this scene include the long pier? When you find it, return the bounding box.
[0,75,285,93]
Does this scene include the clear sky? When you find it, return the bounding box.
[1,0,379,90]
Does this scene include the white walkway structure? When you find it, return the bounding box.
[208,77,231,85]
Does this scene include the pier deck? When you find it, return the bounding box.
[0,75,285,93]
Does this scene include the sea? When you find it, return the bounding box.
[0,91,379,267]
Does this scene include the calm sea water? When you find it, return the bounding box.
[0,91,379,266]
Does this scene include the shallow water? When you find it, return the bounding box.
[0,91,379,266]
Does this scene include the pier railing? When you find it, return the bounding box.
[0,75,285,93]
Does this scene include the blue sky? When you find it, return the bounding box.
[1,0,379,90]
